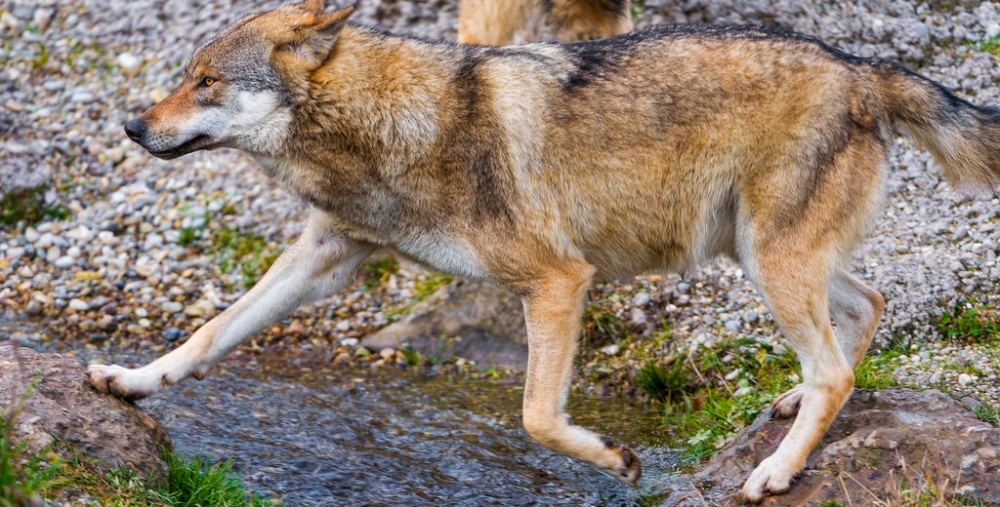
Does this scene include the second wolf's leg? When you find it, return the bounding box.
[544,0,634,42]
[520,262,642,484]
[87,210,374,400]
[772,270,884,417]
[457,0,537,46]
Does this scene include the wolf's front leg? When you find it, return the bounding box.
[87,210,374,400]
[520,262,642,484]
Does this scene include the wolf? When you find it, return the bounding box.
[86,0,1000,501]
[457,0,633,45]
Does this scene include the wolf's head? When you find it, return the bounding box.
[124,0,354,159]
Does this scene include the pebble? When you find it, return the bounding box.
[53,256,75,269]
[68,299,89,311]
[163,326,181,342]
[599,344,620,355]
[631,293,650,307]
[959,373,974,386]
[161,301,183,314]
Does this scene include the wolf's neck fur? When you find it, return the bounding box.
[285,26,456,171]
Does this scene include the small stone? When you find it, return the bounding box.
[354,347,371,358]
[336,321,351,332]
[95,315,116,332]
[630,307,647,326]
[631,292,650,307]
[17,266,34,278]
[53,256,75,269]
[333,352,352,365]
[117,53,141,77]
[74,271,102,281]
[69,299,90,311]
[148,88,168,103]
[958,373,973,386]
[725,370,739,381]
[599,344,620,355]
[71,91,94,103]
[163,327,181,342]
[25,300,43,316]
[3,100,25,112]
[106,147,125,164]
[135,308,148,318]
[733,387,754,397]
[340,337,359,347]
[379,348,396,360]
[138,319,151,328]
[161,301,183,314]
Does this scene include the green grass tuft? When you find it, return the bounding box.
[162,454,278,507]
[938,299,1000,343]
[854,355,899,390]
[0,186,70,228]
[973,403,999,427]
[211,228,281,289]
[635,358,689,403]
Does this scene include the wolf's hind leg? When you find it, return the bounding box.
[741,253,854,501]
[519,262,642,485]
[87,209,374,400]
[771,270,883,418]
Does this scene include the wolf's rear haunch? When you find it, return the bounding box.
[883,64,1000,191]
[89,0,1000,503]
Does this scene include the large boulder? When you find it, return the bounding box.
[0,346,171,479]
[661,388,1000,506]
[361,279,529,370]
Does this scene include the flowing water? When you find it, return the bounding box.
[5,321,686,506]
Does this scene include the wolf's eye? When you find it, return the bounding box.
[200,77,216,87]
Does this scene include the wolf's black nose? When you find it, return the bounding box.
[124,119,147,141]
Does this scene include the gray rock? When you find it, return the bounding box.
[659,388,1000,506]
[0,346,172,479]
[361,279,528,370]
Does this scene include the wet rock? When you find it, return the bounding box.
[361,279,528,370]
[659,388,1000,506]
[0,346,172,479]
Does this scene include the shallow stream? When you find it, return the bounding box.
[6,321,685,506]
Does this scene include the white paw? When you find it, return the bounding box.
[86,364,161,401]
[772,384,804,418]
[741,456,795,503]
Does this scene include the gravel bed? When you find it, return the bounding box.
[1,0,999,407]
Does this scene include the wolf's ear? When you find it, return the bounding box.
[276,6,354,71]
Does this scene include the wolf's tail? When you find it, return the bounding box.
[879,64,1000,192]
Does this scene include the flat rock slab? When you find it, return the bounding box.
[0,346,171,478]
[361,279,529,370]
[660,388,1000,506]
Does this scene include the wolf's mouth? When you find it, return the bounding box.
[148,134,216,160]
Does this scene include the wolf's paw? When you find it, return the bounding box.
[599,436,642,485]
[86,364,156,401]
[772,384,804,418]
[741,456,795,503]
